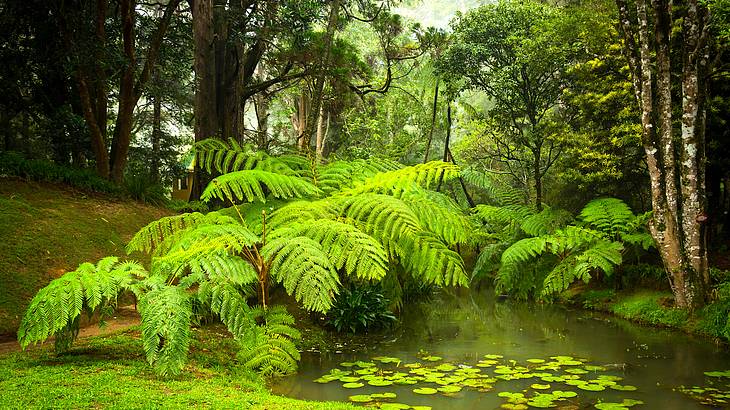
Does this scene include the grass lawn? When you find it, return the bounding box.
[0,325,355,409]
[0,178,170,336]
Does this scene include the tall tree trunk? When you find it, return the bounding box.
[424,79,440,163]
[301,0,340,151]
[315,106,327,160]
[615,0,710,309]
[151,85,162,181]
[533,147,543,211]
[191,0,218,200]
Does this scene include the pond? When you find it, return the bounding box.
[270,290,730,409]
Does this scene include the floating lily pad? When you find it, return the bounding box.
[411,406,433,410]
[704,370,730,378]
[413,387,438,395]
[368,379,394,387]
[485,354,504,359]
[436,363,457,372]
[343,382,364,389]
[339,376,360,383]
[379,404,409,410]
[500,405,529,410]
[371,392,397,399]
[594,403,629,410]
[531,384,551,390]
[566,368,589,374]
[610,384,638,391]
[340,362,355,367]
[373,356,401,364]
[578,384,606,392]
[527,359,546,364]
[422,355,443,362]
[348,394,373,403]
[552,390,578,398]
[584,365,607,372]
[355,360,375,368]
[438,385,463,394]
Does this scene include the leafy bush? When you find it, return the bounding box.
[123,173,169,205]
[609,293,689,328]
[327,284,397,334]
[168,199,209,213]
[698,282,730,340]
[0,151,119,194]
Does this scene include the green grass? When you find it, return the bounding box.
[608,292,690,328]
[0,178,170,336]
[0,325,355,409]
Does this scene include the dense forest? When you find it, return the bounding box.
[2,0,730,408]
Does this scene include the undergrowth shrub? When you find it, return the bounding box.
[326,284,397,334]
[0,151,119,194]
[698,282,730,340]
[123,173,169,205]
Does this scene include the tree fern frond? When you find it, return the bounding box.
[237,305,301,376]
[127,212,209,254]
[341,161,459,196]
[473,204,535,226]
[197,281,255,338]
[17,257,147,350]
[273,220,389,281]
[399,187,474,246]
[262,237,340,313]
[266,200,340,231]
[138,285,192,377]
[194,138,296,175]
[579,198,636,235]
[316,158,403,194]
[520,207,574,237]
[461,168,526,205]
[405,232,469,287]
[541,241,623,296]
[201,170,323,204]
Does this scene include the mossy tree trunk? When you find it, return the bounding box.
[616,0,710,309]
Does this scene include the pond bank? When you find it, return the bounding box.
[561,288,730,345]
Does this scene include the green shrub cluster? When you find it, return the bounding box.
[0,151,119,194]
[326,284,397,334]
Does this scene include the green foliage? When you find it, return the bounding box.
[0,151,120,194]
[698,282,730,340]
[609,293,689,328]
[237,305,301,376]
[485,198,651,298]
[123,173,169,205]
[139,285,193,376]
[327,284,397,334]
[18,141,472,377]
[17,257,147,350]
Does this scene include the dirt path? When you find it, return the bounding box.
[0,306,140,355]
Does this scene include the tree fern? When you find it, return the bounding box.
[579,198,636,236]
[461,168,526,205]
[138,285,192,377]
[262,237,341,313]
[541,241,623,295]
[398,187,475,246]
[316,158,402,194]
[17,257,147,350]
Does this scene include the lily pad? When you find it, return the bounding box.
[413,387,438,395]
[371,392,397,399]
[578,384,606,392]
[610,384,638,391]
[485,354,504,359]
[339,376,360,383]
[368,379,394,387]
[422,355,443,362]
[379,404,409,410]
[527,359,546,364]
[343,382,364,389]
[438,385,463,394]
[531,384,551,390]
[704,370,730,378]
[348,394,373,403]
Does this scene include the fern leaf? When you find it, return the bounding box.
[272,220,389,281]
[341,161,459,196]
[138,285,192,376]
[579,198,635,235]
[262,237,340,313]
[237,305,301,376]
[18,257,147,350]
[194,138,296,175]
[201,170,322,204]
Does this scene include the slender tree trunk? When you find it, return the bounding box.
[424,79,440,163]
[302,0,340,151]
[109,0,137,183]
[151,87,162,181]
[315,106,327,160]
[533,147,543,211]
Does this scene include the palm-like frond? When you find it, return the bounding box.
[342,161,460,196]
[139,285,192,376]
[273,220,389,281]
[17,257,147,350]
[202,170,323,204]
[237,305,300,376]
[194,138,296,175]
[262,237,340,313]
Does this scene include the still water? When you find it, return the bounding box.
[271,291,730,409]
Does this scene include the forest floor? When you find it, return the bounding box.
[0,177,170,338]
[0,324,354,409]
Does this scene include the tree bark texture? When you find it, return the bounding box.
[615,0,711,309]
